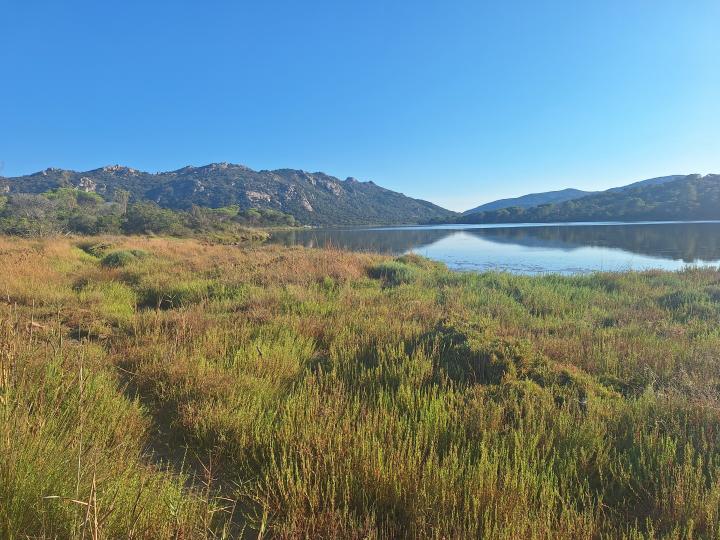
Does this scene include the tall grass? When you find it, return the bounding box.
[2,235,720,538]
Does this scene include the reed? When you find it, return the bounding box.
[2,235,720,538]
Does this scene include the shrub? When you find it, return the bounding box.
[659,290,706,310]
[369,260,418,286]
[100,249,147,268]
[705,285,720,303]
[658,289,715,319]
[77,241,114,258]
[138,278,214,309]
[121,202,185,235]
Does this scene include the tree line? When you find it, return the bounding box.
[0,188,297,237]
[437,174,720,224]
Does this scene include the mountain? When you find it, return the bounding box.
[463,175,688,215]
[605,174,686,193]
[456,174,720,224]
[0,163,456,226]
[463,188,592,214]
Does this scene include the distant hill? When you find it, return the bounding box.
[463,175,689,215]
[463,188,592,214]
[0,163,456,226]
[605,174,686,193]
[455,174,720,224]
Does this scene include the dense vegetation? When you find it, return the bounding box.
[3,236,720,538]
[1,163,456,225]
[463,187,592,214]
[449,174,720,224]
[0,187,295,240]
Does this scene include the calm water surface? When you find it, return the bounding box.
[269,222,720,274]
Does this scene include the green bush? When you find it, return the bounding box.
[121,202,185,235]
[100,249,147,268]
[369,260,418,286]
[138,279,214,309]
[659,289,706,310]
[77,241,114,258]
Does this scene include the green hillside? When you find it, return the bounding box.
[0,163,455,226]
[455,174,720,224]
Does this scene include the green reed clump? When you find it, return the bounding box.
[369,260,419,287]
[0,313,221,539]
[100,249,148,268]
[76,240,114,258]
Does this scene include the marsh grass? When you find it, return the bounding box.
[100,249,148,268]
[2,235,720,538]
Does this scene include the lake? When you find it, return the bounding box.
[268,221,720,274]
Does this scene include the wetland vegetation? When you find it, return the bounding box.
[2,236,720,538]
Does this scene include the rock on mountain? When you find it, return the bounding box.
[1,163,456,226]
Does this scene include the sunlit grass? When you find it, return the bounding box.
[1,235,720,538]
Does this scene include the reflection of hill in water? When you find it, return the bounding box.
[269,228,454,254]
[468,223,720,263]
[270,223,720,264]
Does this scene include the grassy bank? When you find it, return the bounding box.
[2,236,720,538]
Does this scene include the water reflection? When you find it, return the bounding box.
[269,222,720,274]
[466,223,720,263]
[269,227,454,254]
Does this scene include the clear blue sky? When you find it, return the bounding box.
[2,1,718,210]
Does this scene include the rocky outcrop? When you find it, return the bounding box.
[3,162,457,225]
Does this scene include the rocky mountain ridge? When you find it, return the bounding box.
[1,163,456,226]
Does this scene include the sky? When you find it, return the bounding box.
[1,1,719,211]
